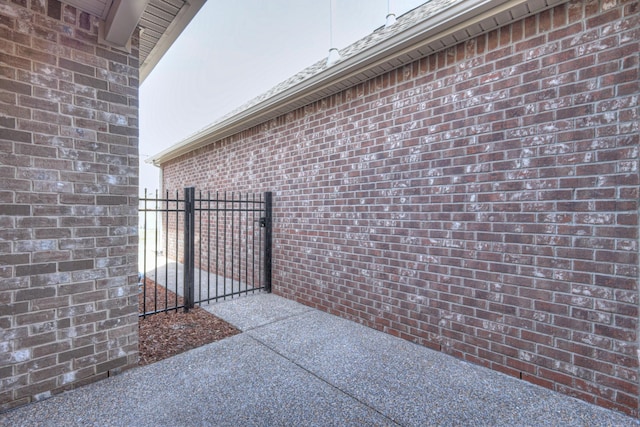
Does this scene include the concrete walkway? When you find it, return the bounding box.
[139,248,255,301]
[1,294,638,426]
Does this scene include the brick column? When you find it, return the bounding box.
[0,0,139,410]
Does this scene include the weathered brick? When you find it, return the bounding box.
[157,0,640,417]
[15,168,58,183]
[0,302,29,316]
[14,142,58,159]
[0,78,32,95]
[15,308,56,329]
[0,116,16,128]
[57,345,94,363]
[34,228,72,239]
[46,0,61,20]
[0,128,32,143]
[95,355,128,374]
[19,95,59,114]
[74,73,107,91]
[32,109,72,127]
[1,0,139,410]
[96,195,128,205]
[58,58,95,76]
[0,253,30,265]
[32,250,71,264]
[0,204,31,216]
[108,124,137,136]
[96,47,128,65]
[15,286,56,302]
[71,289,107,305]
[97,90,127,105]
[14,378,58,400]
[74,117,107,132]
[15,263,56,277]
[58,259,94,272]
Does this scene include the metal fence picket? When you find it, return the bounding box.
[138,188,272,317]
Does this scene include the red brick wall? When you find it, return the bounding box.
[0,0,139,411]
[162,0,639,416]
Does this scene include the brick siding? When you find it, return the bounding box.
[0,0,139,411]
[162,0,639,417]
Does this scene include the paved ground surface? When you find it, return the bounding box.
[139,248,252,301]
[1,293,639,426]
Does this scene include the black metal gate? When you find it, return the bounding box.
[138,187,272,317]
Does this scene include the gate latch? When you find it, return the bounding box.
[257,217,266,228]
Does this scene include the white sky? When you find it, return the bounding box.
[139,0,427,193]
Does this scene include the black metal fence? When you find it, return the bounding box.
[139,187,272,317]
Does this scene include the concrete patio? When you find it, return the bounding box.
[1,294,638,426]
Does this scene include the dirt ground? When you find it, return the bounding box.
[137,280,240,366]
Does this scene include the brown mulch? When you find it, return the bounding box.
[137,279,240,366]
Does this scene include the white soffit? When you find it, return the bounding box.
[139,0,207,82]
[63,0,112,19]
[148,0,567,167]
[62,0,206,83]
[100,0,149,49]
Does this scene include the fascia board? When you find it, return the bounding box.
[100,0,150,51]
[140,0,207,83]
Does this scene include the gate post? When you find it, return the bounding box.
[183,186,195,311]
[263,192,272,293]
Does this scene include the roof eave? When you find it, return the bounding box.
[148,0,566,167]
[140,0,207,83]
[99,0,149,50]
